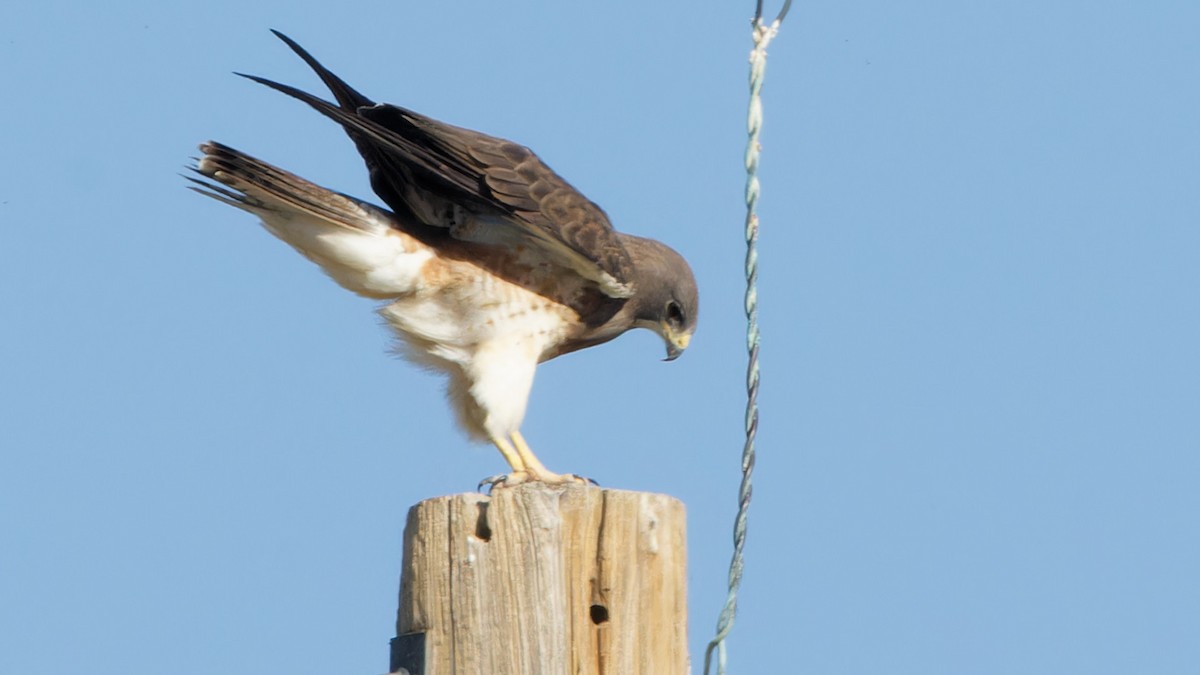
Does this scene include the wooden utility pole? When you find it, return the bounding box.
[390,483,689,674]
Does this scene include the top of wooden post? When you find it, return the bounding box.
[394,484,689,675]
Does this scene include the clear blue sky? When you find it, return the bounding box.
[2,1,1197,673]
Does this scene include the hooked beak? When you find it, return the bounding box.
[663,329,691,362]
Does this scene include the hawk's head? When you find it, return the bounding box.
[624,236,699,361]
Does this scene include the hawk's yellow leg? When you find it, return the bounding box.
[479,435,533,488]
[511,431,587,485]
[491,435,527,473]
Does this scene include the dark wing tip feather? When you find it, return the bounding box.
[268,30,374,111]
[232,74,480,202]
[234,73,351,124]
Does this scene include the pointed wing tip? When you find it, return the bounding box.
[234,72,283,90]
[269,29,299,49]
[234,72,299,99]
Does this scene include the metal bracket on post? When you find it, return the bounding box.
[389,631,426,675]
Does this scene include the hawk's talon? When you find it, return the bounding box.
[549,473,598,486]
[478,471,534,492]
[477,471,595,492]
[478,474,505,493]
[528,471,595,487]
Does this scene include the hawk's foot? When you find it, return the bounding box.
[477,470,596,493]
[532,470,596,486]
[478,471,532,492]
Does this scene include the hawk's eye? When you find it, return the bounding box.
[666,300,684,325]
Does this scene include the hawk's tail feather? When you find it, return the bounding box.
[192,141,430,300]
[192,141,393,237]
[184,173,248,209]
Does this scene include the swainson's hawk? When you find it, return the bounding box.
[189,32,698,486]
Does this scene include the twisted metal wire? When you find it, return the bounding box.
[702,3,791,674]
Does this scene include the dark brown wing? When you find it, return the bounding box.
[242,32,636,297]
[362,105,635,296]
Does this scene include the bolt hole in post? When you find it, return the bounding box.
[589,604,610,625]
[474,501,492,541]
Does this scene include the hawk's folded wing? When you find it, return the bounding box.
[239,69,635,298]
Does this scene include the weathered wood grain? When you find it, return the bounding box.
[395,484,688,674]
